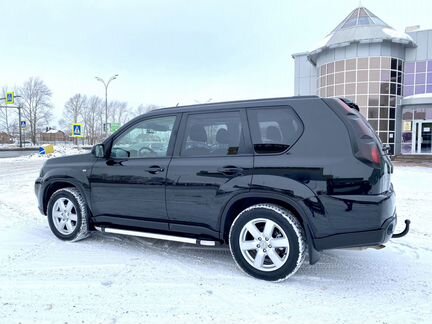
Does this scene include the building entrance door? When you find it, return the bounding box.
[413,120,432,154]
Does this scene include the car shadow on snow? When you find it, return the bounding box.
[83,231,417,290]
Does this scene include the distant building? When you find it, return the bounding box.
[0,132,14,144]
[293,6,432,156]
[39,130,70,143]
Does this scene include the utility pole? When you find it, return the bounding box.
[18,105,22,148]
[95,74,118,137]
[0,95,23,147]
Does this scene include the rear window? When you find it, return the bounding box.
[247,107,303,154]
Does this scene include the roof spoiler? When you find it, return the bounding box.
[338,98,360,111]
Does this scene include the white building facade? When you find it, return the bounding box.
[293,7,432,155]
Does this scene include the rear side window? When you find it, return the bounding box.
[247,107,303,154]
[181,111,246,156]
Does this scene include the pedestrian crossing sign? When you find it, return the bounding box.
[72,123,83,138]
[6,92,14,104]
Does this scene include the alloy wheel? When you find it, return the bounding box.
[238,218,290,272]
[52,197,78,235]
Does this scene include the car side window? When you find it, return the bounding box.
[247,107,303,154]
[111,116,176,159]
[181,111,245,156]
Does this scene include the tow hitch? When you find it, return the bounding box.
[392,219,411,238]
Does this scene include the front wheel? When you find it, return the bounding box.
[229,204,306,281]
[47,187,89,242]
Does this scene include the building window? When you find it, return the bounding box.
[317,56,403,149]
[403,60,432,96]
[401,107,432,154]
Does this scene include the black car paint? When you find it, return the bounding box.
[35,96,397,264]
[165,109,254,237]
[36,153,96,214]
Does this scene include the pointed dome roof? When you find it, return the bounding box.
[308,7,416,64]
[331,7,388,32]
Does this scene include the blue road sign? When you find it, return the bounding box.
[72,123,83,138]
[6,92,14,104]
[20,121,26,128]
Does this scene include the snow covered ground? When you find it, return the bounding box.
[0,156,431,323]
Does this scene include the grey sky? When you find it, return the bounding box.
[2,0,431,125]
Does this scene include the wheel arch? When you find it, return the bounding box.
[219,191,321,264]
[43,179,89,216]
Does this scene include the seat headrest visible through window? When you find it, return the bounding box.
[216,128,231,145]
[189,125,207,142]
[266,126,282,143]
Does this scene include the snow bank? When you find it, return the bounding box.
[3,144,91,162]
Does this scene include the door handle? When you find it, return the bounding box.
[106,159,124,166]
[217,166,244,176]
[145,165,165,174]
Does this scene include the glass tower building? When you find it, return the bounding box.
[293,7,432,156]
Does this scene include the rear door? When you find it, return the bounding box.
[165,109,253,237]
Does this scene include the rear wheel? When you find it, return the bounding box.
[47,187,89,242]
[229,204,306,281]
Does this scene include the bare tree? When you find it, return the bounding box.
[64,94,87,124]
[82,96,103,145]
[135,104,159,117]
[63,94,87,144]
[108,100,130,125]
[18,77,53,144]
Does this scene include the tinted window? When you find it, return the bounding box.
[181,111,244,156]
[247,107,303,154]
[111,116,175,158]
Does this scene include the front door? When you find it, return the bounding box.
[90,115,178,230]
[166,110,253,237]
[413,120,432,154]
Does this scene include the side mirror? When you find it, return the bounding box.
[93,144,105,158]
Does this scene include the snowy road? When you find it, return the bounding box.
[0,157,431,323]
[0,151,34,159]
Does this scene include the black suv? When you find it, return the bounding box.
[35,96,409,281]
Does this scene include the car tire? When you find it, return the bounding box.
[229,203,306,281]
[47,187,89,242]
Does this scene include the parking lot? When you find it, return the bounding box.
[0,157,431,323]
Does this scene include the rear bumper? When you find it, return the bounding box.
[314,215,396,250]
[311,188,397,250]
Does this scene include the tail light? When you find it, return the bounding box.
[355,141,382,168]
[334,99,383,169]
[371,145,381,165]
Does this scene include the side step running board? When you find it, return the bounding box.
[94,226,217,246]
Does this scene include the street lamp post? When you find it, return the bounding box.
[95,74,118,136]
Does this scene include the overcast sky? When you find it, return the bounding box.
[2,0,432,125]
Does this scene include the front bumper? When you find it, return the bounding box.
[35,177,44,215]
